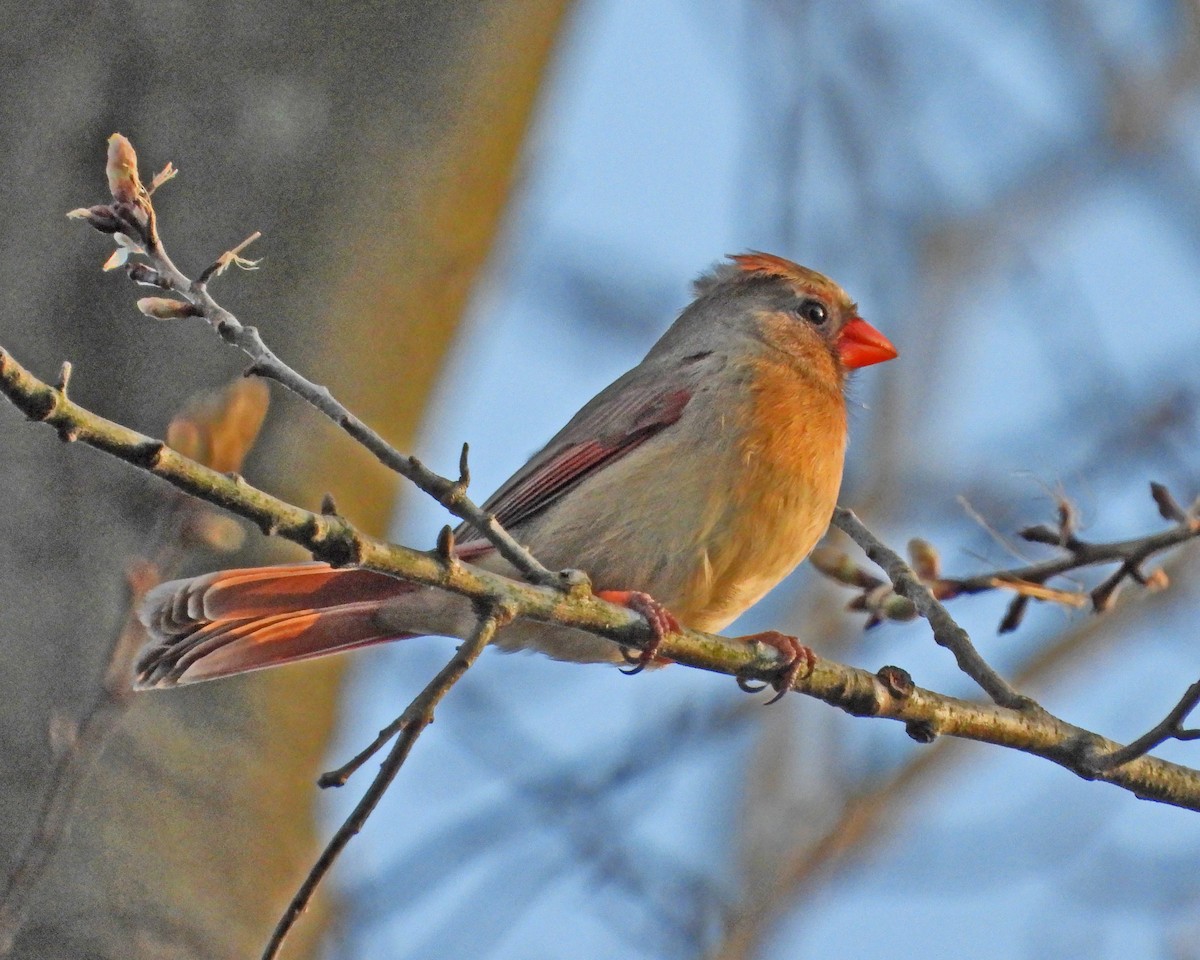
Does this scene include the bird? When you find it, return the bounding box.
[136,252,897,691]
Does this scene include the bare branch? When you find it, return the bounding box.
[822,486,1198,629]
[832,507,1031,709]
[1085,680,1200,773]
[4,348,1200,812]
[261,603,513,960]
[69,134,558,588]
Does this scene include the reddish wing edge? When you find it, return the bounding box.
[455,385,693,549]
[137,381,693,686]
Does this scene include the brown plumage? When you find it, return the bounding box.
[137,253,896,688]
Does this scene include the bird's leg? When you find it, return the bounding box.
[734,630,815,704]
[596,589,681,675]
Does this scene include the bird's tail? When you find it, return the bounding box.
[135,562,421,688]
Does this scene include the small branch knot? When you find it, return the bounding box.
[905,720,939,744]
[132,439,165,468]
[308,514,360,568]
[876,664,914,699]
[558,568,592,598]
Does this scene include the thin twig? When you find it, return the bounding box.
[832,506,1032,709]
[1086,679,1200,773]
[158,252,558,587]
[318,715,409,789]
[72,135,558,588]
[260,604,513,960]
[822,487,1198,632]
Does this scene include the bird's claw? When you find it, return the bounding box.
[619,647,650,676]
[736,673,769,694]
[599,589,680,676]
[735,630,815,705]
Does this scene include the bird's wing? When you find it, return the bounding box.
[454,363,698,550]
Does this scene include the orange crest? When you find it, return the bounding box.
[727,252,844,297]
[728,251,808,279]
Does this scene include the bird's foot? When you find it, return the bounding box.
[597,589,680,675]
[734,630,816,704]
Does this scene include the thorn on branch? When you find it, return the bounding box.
[132,439,165,468]
[1018,524,1062,546]
[320,492,340,517]
[998,594,1030,634]
[457,442,471,490]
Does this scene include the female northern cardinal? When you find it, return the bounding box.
[137,253,896,688]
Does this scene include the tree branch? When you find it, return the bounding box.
[32,133,1200,960]
[832,507,1031,709]
[819,489,1198,632]
[261,603,512,960]
[5,346,1200,811]
[74,135,560,588]
[1085,679,1200,773]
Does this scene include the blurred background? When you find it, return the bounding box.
[1,1,1199,958]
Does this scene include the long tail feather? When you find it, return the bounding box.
[136,563,419,688]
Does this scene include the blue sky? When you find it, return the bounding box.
[326,1,1200,957]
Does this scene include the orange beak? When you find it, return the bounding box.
[837,317,898,369]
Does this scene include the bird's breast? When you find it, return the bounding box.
[514,353,847,638]
[676,354,847,630]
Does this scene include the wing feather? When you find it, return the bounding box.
[455,372,694,548]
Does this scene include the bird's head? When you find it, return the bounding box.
[689,252,898,375]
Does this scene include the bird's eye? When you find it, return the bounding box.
[796,299,828,325]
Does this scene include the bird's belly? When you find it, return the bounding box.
[488,452,840,664]
[513,425,843,642]
[678,469,839,631]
